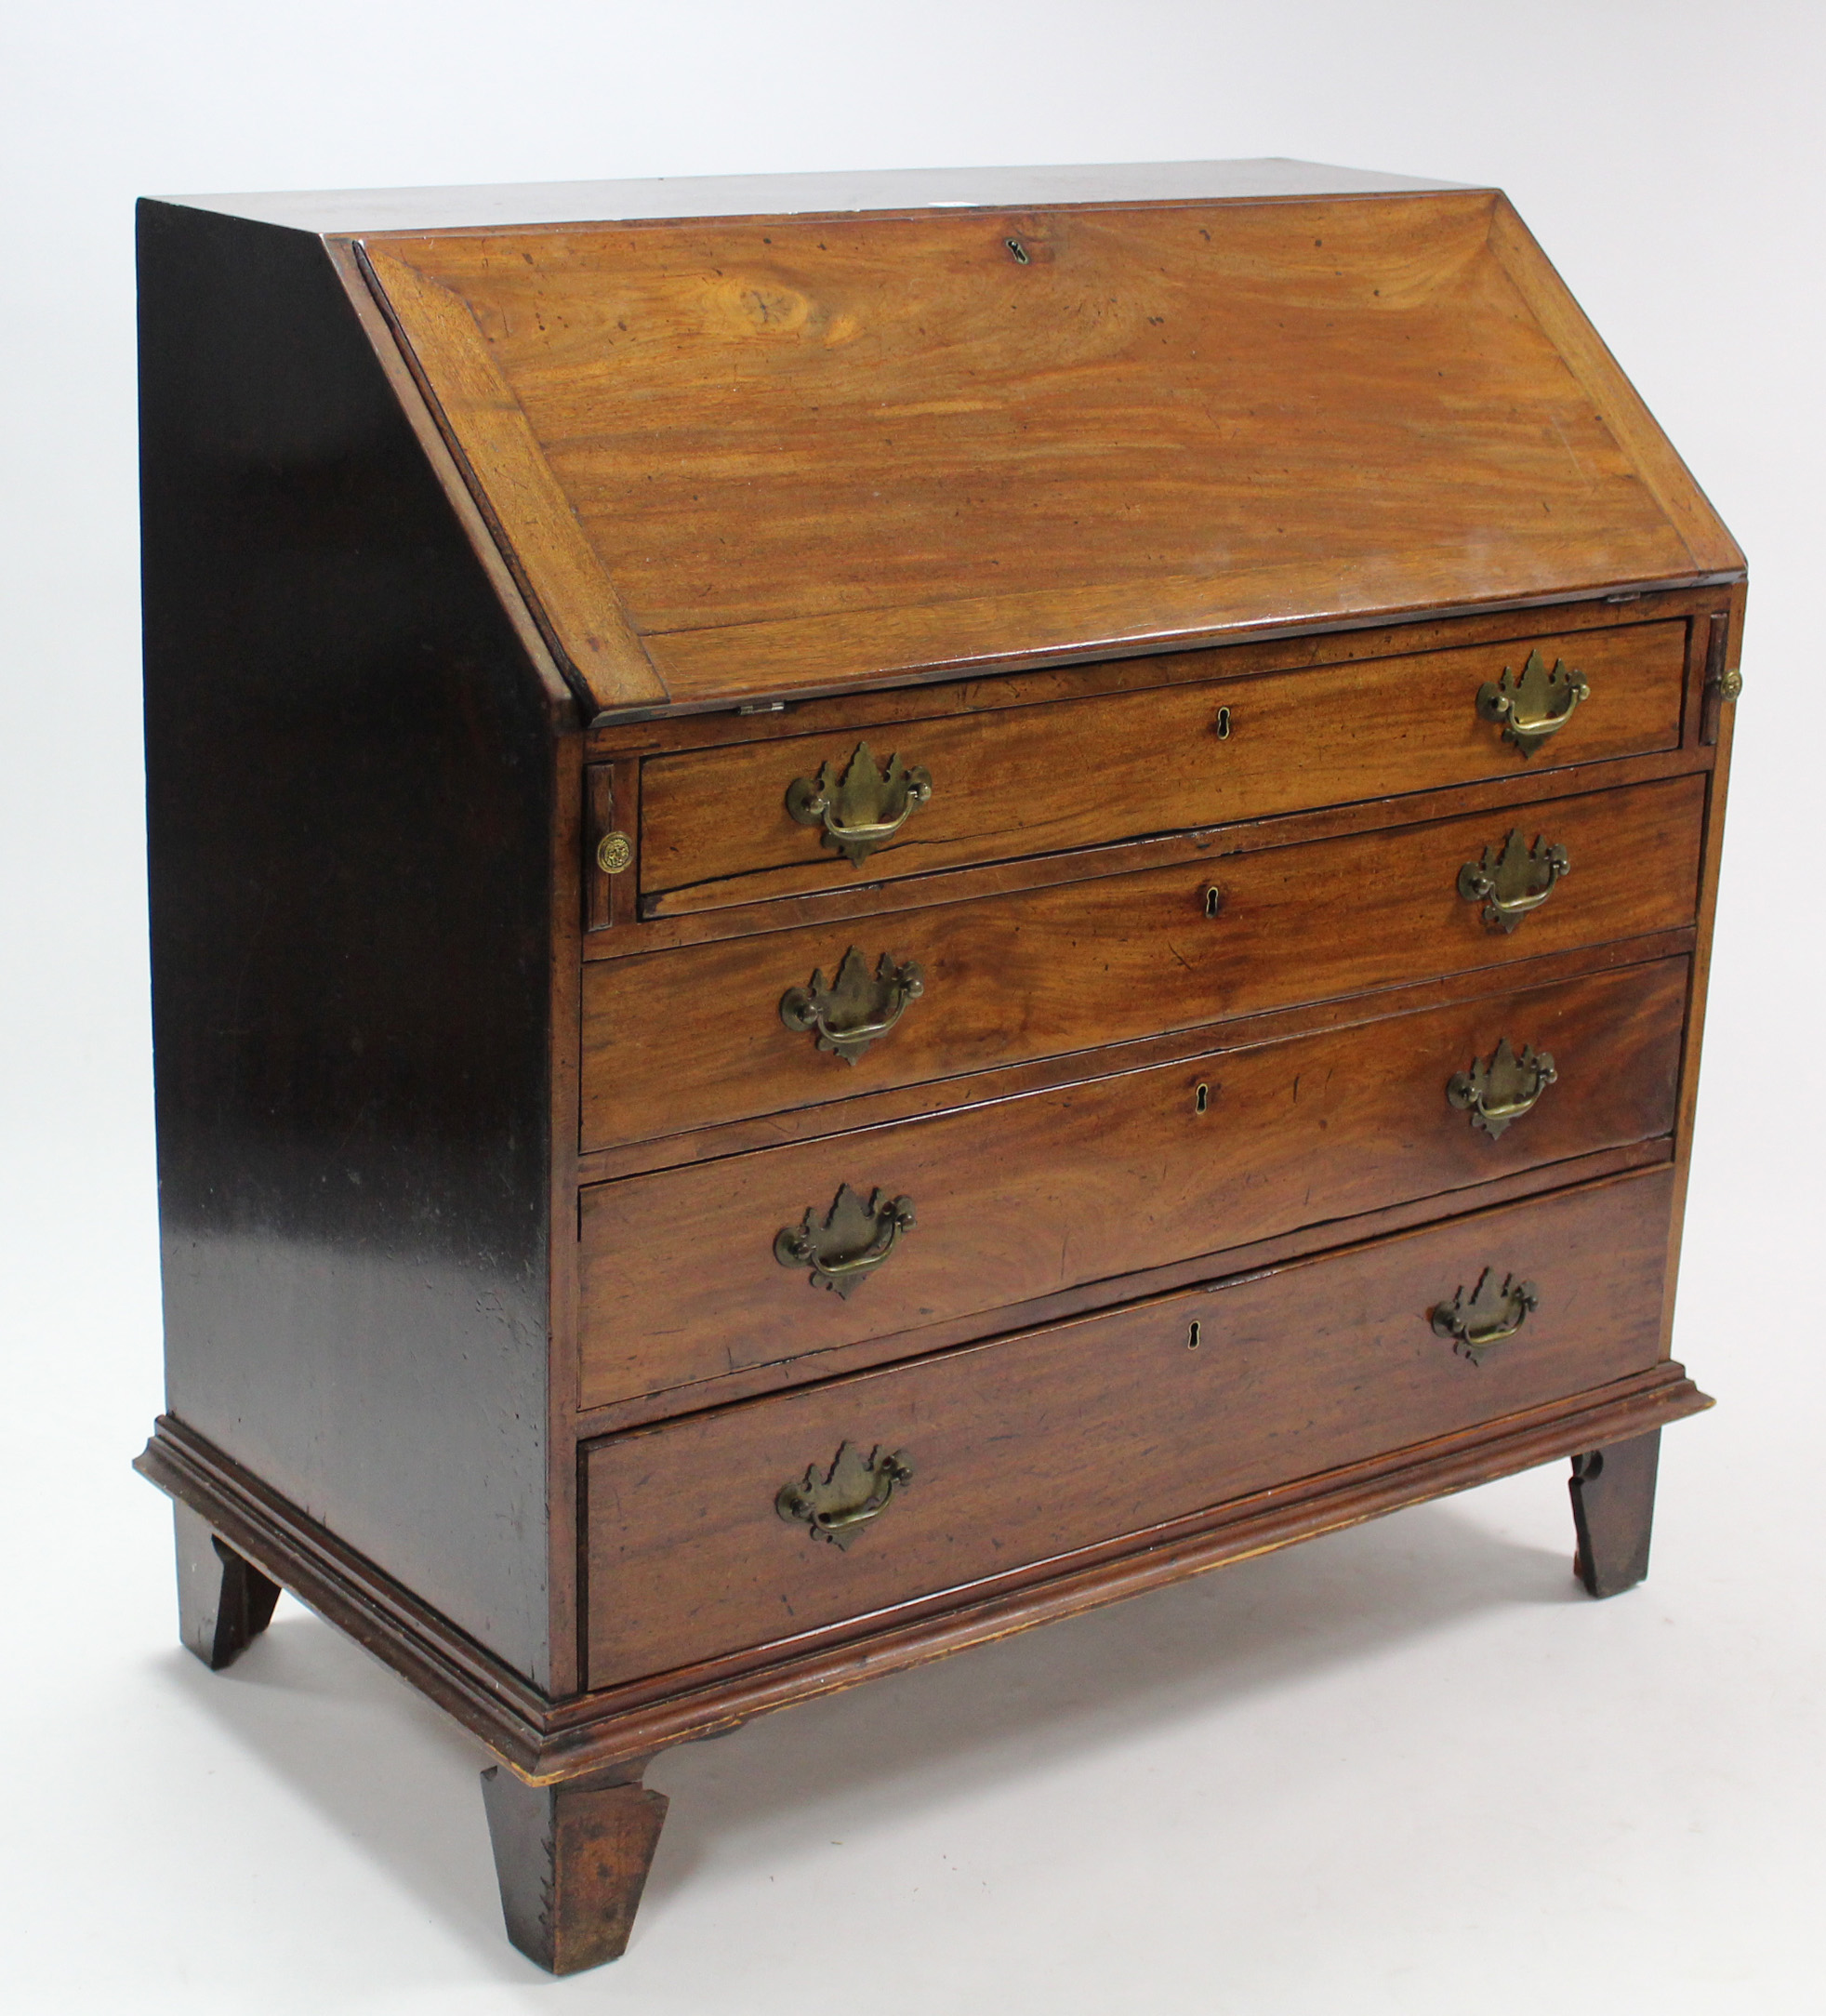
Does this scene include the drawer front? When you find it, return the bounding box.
[584,773,1704,1153]
[584,1168,1676,1687]
[639,620,1687,911]
[579,958,1687,1410]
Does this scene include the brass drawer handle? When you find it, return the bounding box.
[774,1183,916,1297]
[1431,1267,1539,1363]
[1476,649,1590,757]
[1457,828,1569,933]
[776,1440,913,1548]
[1447,1037,1557,1139]
[780,947,926,1064]
[786,741,933,865]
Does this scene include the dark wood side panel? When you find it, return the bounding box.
[139,201,562,1685]
[584,1167,1676,1687]
[639,620,1687,908]
[580,959,1686,1409]
[583,773,1704,1152]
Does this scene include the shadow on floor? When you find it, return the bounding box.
[158,1488,1582,1970]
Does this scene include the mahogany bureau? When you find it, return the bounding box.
[134,159,1743,1972]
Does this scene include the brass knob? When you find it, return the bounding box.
[1475,649,1590,757]
[1431,1268,1539,1363]
[596,829,634,875]
[775,1441,913,1548]
[780,947,925,1064]
[786,741,933,865]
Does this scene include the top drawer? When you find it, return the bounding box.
[639,620,1687,913]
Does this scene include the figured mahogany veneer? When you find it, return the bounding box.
[584,774,1703,1150]
[585,1168,1676,1686]
[135,160,1739,1974]
[639,620,1687,910]
[579,958,1687,1408]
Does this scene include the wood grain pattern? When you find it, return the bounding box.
[136,1355,1711,1781]
[1485,198,1742,577]
[579,959,1686,1409]
[639,621,1687,908]
[359,245,667,710]
[584,1167,1675,1686]
[578,935,1694,1186]
[600,746,1710,961]
[583,774,1704,1152]
[480,1762,668,1972]
[364,192,1719,710]
[584,586,1727,763]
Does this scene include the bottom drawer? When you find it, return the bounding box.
[584,1167,1675,1688]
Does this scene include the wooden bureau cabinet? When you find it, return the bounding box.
[134,159,1741,1973]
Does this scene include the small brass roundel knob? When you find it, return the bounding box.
[596,830,634,875]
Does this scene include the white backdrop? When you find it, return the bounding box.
[3,4,1821,2010]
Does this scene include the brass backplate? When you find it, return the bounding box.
[1476,648,1590,757]
[1430,1267,1540,1364]
[1457,829,1569,933]
[774,1183,916,1296]
[775,1441,913,1548]
[1447,1036,1557,1139]
[785,741,933,865]
[780,946,926,1064]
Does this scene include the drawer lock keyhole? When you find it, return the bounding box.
[1194,1082,1211,1115]
[1186,1321,1202,1350]
[1203,885,1223,919]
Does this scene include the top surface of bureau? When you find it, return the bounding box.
[334,161,1740,720]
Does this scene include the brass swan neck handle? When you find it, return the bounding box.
[775,1442,914,1547]
[1476,649,1590,757]
[780,948,926,1064]
[1447,1038,1557,1138]
[1431,1269,1539,1362]
[786,742,933,865]
[1457,829,1569,933]
[774,1184,916,1297]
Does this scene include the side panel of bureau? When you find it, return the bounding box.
[140,203,563,1686]
[583,1168,1676,1687]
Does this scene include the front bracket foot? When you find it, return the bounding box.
[480,1759,668,1973]
[1568,1428,1661,1598]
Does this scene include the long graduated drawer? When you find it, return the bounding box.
[584,1167,1677,1686]
[639,619,1687,911]
[578,957,1686,1409]
[583,773,1703,1151]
